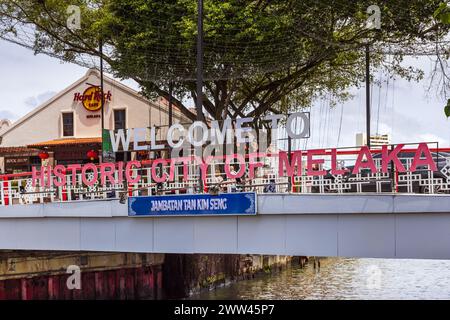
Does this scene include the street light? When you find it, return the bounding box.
[365,43,371,149]
[196,0,204,193]
[99,38,105,162]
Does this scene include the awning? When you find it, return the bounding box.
[27,137,102,148]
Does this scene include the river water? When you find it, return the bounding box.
[191,258,450,300]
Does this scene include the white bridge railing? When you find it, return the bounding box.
[1,146,450,206]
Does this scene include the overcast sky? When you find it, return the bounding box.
[0,40,449,149]
[304,57,450,150]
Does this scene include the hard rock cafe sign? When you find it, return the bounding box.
[73,86,112,112]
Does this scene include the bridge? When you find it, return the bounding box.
[1,193,450,260]
[2,145,450,260]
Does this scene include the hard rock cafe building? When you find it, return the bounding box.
[0,69,190,174]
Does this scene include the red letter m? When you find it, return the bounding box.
[278,151,303,177]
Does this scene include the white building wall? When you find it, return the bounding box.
[0,70,189,147]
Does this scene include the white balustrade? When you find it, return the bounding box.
[0,152,449,206]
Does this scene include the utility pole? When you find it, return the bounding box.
[168,82,173,160]
[168,82,173,127]
[286,111,292,192]
[196,0,204,122]
[365,44,371,149]
[196,0,204,193]
[100,39,105,162]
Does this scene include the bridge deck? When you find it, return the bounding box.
[0,194,449,259]
[1,193,449,217]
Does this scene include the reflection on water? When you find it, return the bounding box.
[190,258,450,300]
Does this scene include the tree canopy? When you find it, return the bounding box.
[1,0,449,122]
[435,2,450,24]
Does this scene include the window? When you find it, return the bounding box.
[114,109,126,131]
[62,112,74,136]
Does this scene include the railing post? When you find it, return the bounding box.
[2,176,8,206]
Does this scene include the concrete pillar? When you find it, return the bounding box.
[152,265,163,299]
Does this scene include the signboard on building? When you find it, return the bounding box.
[5,156,29,166]
[128,192,257,217]
[73,85,112,111]
[102,129,116,163]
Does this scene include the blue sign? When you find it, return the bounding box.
[128,192,257,217]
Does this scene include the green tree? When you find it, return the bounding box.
[435,2,450,24]
[434,2,450,116]
[445,99,450,117]
[1,0,449,122]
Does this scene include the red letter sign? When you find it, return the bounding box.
[353,146,377,174]
[410,143,437,172]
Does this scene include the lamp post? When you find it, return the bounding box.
[196,0,204,192]
[196,0,204,122]
[365,43,371,149]
[99,38,106,162]
[168,82,173,128]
